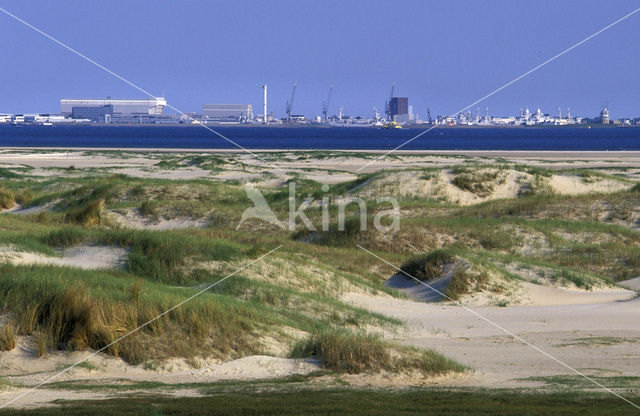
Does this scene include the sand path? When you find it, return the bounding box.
[344,292,640,388]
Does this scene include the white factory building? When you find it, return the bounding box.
[60,98,166,116]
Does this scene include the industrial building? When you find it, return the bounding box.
[389,97,408,116]
[71,105,113,122]
[389,97,410,123]
[202,104,252,122]
[60,98,166,116]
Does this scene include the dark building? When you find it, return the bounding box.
[389,97,409,117]
[71,105,113,122]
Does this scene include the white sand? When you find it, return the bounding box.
[344,292,640,388]
[106,208,208,230]
[4,150,640,178]
[0,246,127,270]
[0,341,319,409]
[0,151,156,169]
[520,281,634,305]
[619,277,640,291]
[384,273,449,302]
[0,201,58,216]
[548,174,630,195]
[356,168,634,206]
[386,273,635,306]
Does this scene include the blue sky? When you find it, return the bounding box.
[1,0,639,119]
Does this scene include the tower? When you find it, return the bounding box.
[262,85,268,123]
[600,104,610,124]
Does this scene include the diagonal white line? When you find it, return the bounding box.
[356,244,640,410]
[0,245,282,409]
[0,6,284,173]
[356,6,640,172]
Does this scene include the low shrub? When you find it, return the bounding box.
[0,325,17,350]
[0,186,15,209]
[301,217,363,246]
[291,330,464,376]
[0,267,257,364]
[445,269,489,300]
[64,199,105,226]
[140,200,160,218]
[44,228,87,247]
[395,346,465,375]
[291,331,391,374]
[400,249,455,281]
[452,170,499,197]
[14,188,33,205]
[468,229,516,250]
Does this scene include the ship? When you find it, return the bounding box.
[382,121,402,129]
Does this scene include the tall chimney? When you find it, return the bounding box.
[262,84,268,124]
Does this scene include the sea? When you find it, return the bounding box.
[0,125,639,151]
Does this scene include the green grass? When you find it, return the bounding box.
[522,374,640,389]
[0,263,268,363]
[0,167,21,179]
[3,389,639,415]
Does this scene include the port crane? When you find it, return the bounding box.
[322,84,333,121]
[384,81,396,121]
[285,81,297,123]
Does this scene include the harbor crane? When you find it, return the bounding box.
[322,84,333,121]
[286,81,298,123]
[384,81,396,121]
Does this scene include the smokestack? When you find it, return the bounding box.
[262,84,268,124]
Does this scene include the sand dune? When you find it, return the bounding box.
[386,271,635,306]
[0,342,320,409]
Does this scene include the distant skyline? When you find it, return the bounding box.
[1,0,639,118]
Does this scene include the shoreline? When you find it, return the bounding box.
[3,147,640,157]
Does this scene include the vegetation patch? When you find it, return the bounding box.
[0,186,32,210]
[294,217,363,246]
[64,199,105,226]
[0,324,17,350]
[400,249,455,281]
[445,268,490,300]
[139,200,160,218]
[3,390,639,415]
[44,227,87,248]
[452,169,500,197]
[0,265,262,364]
[0,167,21,179]
[116,231,242,284]
[290,330,462,376]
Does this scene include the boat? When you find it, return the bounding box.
[382,121,402,129]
